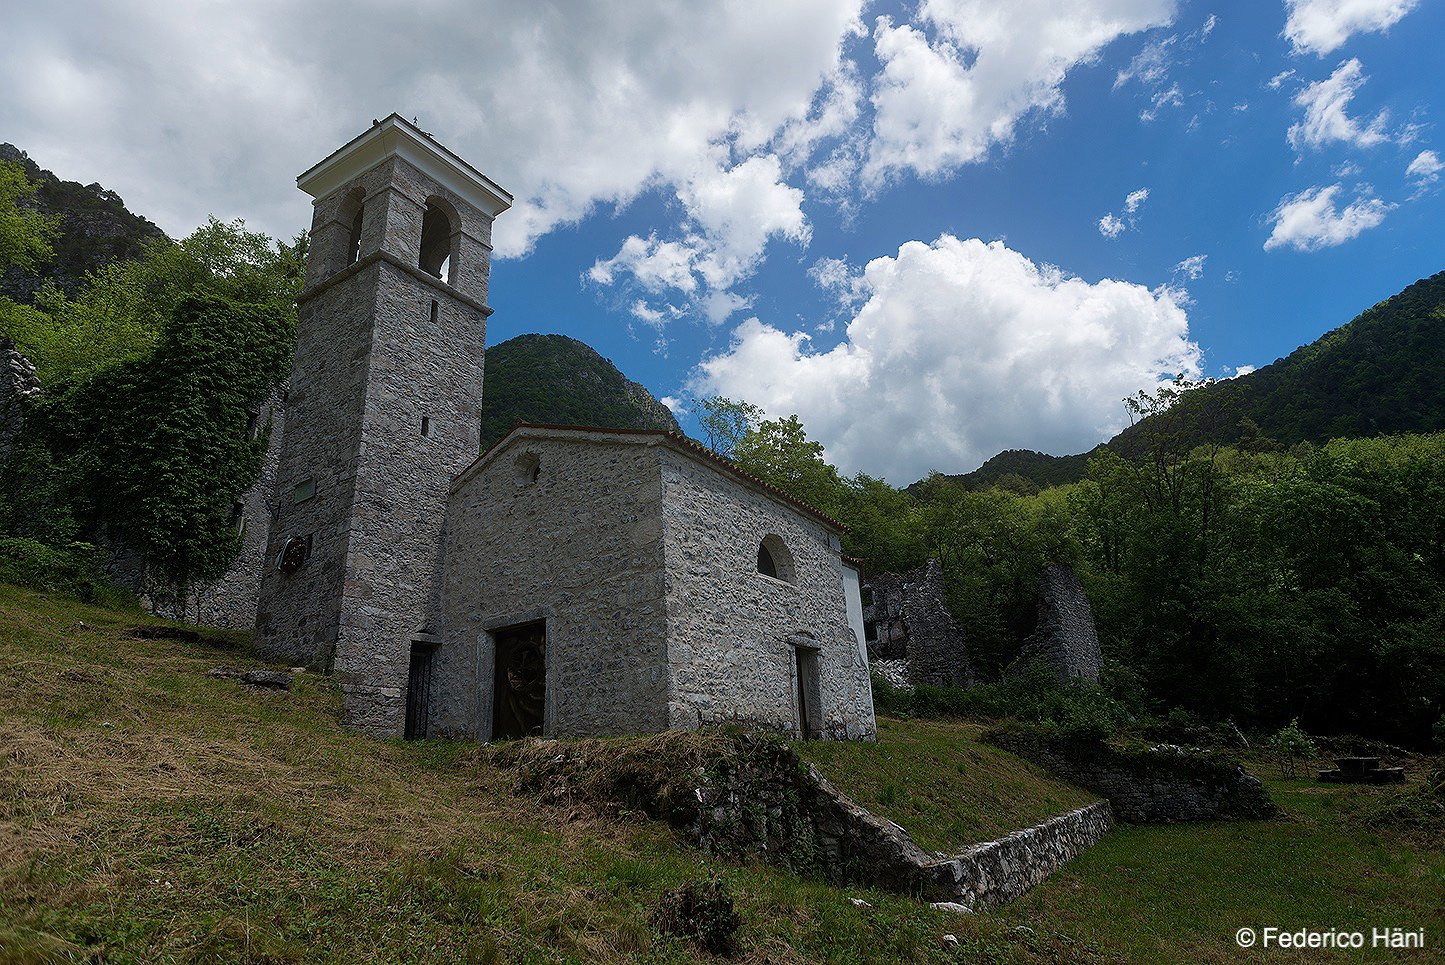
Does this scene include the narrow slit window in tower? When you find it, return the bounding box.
[347,204,364,265]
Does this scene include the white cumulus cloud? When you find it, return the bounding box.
[589,153,811,327]
[1287,59,1390,152]
[0,1,863,261]
[1284,0,1420,56]
[1264,183,1393,251]
[863,0,1176,184]
[691,235,1199,480]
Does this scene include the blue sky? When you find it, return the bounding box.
[4,1,1442,482]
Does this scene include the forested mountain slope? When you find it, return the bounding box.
[1111,269,1445,455]
[479,333,680,449]
[936,270,1445,490]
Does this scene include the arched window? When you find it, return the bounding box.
[757,534,796,584]
[419,198,458,283]
[339,187,366,266]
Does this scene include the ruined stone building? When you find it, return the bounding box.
[248,116,876,742]
[1006,563,1102,685]
[860,559,973,689]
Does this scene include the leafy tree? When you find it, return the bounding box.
[20,292,294,596]
[697,396,763,459]
[1269,718,1316,778]
[0,160,59,273]
[2,218,303,384]
[2,218,302,602]
[733,413,847,518]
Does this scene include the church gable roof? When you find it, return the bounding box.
[451,422,846,534]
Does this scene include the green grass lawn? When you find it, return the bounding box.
[1008,776,1445,962]
[2,583,1440,963]
[795,718,1096,854]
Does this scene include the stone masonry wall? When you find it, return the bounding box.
[659,447,876,741]
[1008,563,1102,685]
[861,560,972,689]
[253,263,375,669]
[434,434,671,739]
[921,803,1114,910]
[256,153,495,737]
[985,725,1276,823]
[501,730,1111,911]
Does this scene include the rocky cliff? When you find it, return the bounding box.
[1,144,167,302]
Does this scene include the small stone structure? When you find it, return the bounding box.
[501,730,1113,911]
[861,559,972,688]
[985,725,1276,823]
[432,425,876,741]
[1008,563,1102,685]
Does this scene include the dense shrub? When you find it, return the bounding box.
[870,670,1132,739]
[0,537,136,607]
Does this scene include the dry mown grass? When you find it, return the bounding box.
[0,585,1099,964]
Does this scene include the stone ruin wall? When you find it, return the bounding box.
[860,559,973,689]
[1007,562,1102,685]
[985,726,1276,823]
[506,731,1114,911]
[0,339,41,466]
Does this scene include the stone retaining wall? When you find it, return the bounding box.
[985,725,1276,823]
[498,729,1111,910]
[921,802,1114,909]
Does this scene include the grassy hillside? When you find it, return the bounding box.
[3,585,1440,962]
[480,334,680,450]
[0,585,1091,963]
[1013,775,1445,962]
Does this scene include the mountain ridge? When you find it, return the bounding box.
[479,333,680,449]
[929,270,1445,491]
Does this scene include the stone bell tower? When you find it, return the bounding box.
[255,115,511,736]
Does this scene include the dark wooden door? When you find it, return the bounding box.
[404,644,435,740]
[492,621,546,740]
[795,647,812,739]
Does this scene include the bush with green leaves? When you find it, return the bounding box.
[869,669,1133,738]
[0,537,136,608]
[1268,719,1317,778]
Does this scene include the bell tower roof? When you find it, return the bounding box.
[297,113,512,218]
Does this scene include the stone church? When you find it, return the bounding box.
[252,115,876,743]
